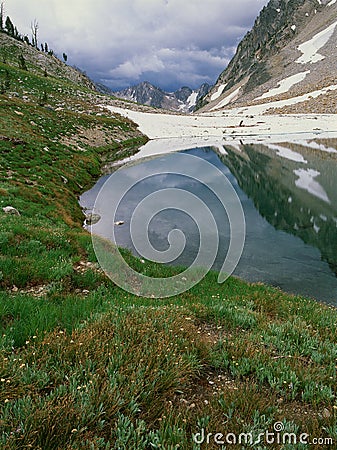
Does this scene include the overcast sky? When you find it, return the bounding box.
[5,0,269,91]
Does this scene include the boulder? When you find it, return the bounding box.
[3,206,20,216]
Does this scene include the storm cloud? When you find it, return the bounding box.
[6,0,268,90]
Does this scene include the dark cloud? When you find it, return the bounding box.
[6,0,268,91]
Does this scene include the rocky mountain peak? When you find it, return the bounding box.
[174,86,193,103]
[199,0,337,113]
[113,81,211,113]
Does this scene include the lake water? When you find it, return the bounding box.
[80,138,337,305]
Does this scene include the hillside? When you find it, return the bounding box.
[114,80,211,113]
[0,30,147,256]
[1,11,337,450]
[199,0,337,114]
[0,32,96,91]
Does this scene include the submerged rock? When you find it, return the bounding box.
[85,213,101,225]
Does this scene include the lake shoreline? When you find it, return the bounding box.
[82,141,337,306]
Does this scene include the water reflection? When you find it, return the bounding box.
[217,139,337,276]
[80,138,337,304]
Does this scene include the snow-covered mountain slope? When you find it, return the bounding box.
[199,0,337,114]
[113,81,210,113]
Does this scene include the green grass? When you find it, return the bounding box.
[0,48,336,449]
[1,285,337,449]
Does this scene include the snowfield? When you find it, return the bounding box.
[100,87,337,164]
[103,84,337,142]
[106,103,336,141]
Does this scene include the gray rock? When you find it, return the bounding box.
[3,206,20,216]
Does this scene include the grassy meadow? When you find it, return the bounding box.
[0,49,336,449]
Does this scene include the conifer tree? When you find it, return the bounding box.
[4,69,10,89]
[5,15,14,36]
[18,53,27,71]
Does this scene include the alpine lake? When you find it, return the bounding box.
[80,137,337,305]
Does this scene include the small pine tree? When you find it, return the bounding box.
[18,53,27,71]
[5,15,14,36]
[39,90,48,105]
[4,69,10,89]
[1,69,10,94]
[1,47,7,63]
[44,42,48,53]
[62,52,68,62]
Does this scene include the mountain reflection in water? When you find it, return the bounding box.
[218,139,337,277]
[80,138,337,305]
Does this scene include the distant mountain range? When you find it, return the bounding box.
[111,81,211,113]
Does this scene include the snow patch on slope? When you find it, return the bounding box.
[210,87,241,110]
[241,84,337,115]
[211,84,227,101]
[294,169,330,203]
[296,20,337,64]
[267,144,308,163]
[294,140,337,153]
[186,91,198,108]
[257,71,310,100]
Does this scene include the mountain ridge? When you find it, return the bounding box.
[113,80,211,113]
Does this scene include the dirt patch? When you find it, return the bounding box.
[61,125,117,149]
